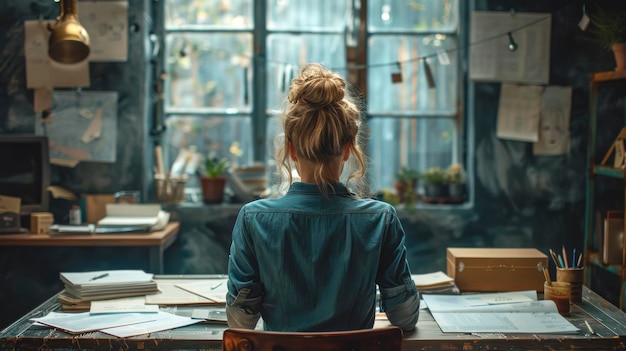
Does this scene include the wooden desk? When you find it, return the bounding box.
[0,222,179,274]
[0,282,625,351]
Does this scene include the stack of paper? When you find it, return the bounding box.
[60,270,159,302]
[97,204,170,232]
[412,271,460,294]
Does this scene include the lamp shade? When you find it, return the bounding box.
[48,0,90,64]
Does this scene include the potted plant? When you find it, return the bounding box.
[200,157,229,204]
[394,167,419,204]
[446,163,466,199]
[587,4,626,71]
[420,167,448,199]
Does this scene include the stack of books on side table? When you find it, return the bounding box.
[412,271,460,294]
[58,270,160,310]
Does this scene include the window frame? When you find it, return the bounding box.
[157,0,471,206]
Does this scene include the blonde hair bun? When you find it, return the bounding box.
[288,63,345,108]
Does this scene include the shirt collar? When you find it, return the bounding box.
[287,182,351,196]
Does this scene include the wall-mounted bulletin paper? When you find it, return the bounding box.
[35,91,118,165]
[24,20,90,88]
[79,1,128,62]
[496,84,544,142]
[470,11,551,84]
[533,86,572,156]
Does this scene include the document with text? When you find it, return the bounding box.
[422,292,579,333]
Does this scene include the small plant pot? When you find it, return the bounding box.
[424,183,448,198]
[200,176,227,204]
[393,181,407,204]
[448,183,466,199]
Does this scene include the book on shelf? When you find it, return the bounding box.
[59,270,159,301]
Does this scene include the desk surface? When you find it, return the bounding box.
[0,222,180,247]
[1,279,625,351]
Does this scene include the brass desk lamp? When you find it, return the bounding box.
[47,0,90,64]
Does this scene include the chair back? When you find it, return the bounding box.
[222,327,403,351]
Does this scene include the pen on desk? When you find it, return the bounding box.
[584,320,595,335]
[89,273,109,281]
[211,281,223,290]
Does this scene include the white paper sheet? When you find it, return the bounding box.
[100,311,200,338]
[176,279,229,303]
[90,296,160,314]
[533,86,573,155]
[78,1,129,61]
[496,84,544,142]
[470,11,551,84]
[33,311,157,334]
[24,20,90,88]
[422,292,579,334]
[34,91,118,163]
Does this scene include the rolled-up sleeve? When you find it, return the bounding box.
[377,209,420,331]
[227,209,264,329]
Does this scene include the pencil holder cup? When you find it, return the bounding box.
[556,267,584,303]
[154,175,186,204]
[544,281,571,316]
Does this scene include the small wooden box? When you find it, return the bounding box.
[30,212,54,235]
[447,248,548,292]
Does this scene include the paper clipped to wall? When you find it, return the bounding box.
[469,11,551,84]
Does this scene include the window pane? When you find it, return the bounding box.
[165,0,253,28]
[368,0,458,32]
[164,115,253,173]
[165,33,253,110]
[367,117,456,192]
[266,34,347,110]
[367,35,457,115]
[268,0,347,30]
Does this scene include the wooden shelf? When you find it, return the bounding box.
[591,70,626,83]
[586,252,623,276]
[592,165,626,179]
[584,71,626,311]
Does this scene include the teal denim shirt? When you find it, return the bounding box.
[227,182,418,331]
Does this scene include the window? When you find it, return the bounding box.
[161,0,462,197]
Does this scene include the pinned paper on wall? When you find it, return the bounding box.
[24,20,90,88]
[496,84,544,142]
[35,91,118,165]
[79,1,129,62]
[469,11,551,84]
[533,86,573,156]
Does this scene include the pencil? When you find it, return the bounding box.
[562,246,569,268]
[572,248,576,268]
[577,253,583,268]
[584,320,595,335]
[549,249,560,267]
[543,267,551,285]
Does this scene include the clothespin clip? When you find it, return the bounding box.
[578,4,590,31]
[391,62,403,84]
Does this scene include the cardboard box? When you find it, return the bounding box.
[446,248,548,292]
[80,194,116,224]
[30,212,54,234]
